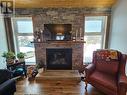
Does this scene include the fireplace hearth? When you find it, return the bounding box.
[46,48,72,70]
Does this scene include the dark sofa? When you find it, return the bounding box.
[0,69,16,95]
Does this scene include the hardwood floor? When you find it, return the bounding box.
[15,79,106,95]
[15,70,105,95]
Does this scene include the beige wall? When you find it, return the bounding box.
[109,0,127,75]
[109,0,127,54]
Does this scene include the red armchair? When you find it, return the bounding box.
[85,49,127,95]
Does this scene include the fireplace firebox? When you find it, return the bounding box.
[46,48,72,70]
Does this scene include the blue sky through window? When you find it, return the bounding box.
[17,20,33,33]
[85,20,102,32]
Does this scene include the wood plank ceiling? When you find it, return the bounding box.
[9,0,117,8]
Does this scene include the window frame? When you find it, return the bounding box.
[84,16,107,49]
[84,15,108,64]
[11,17,35,64]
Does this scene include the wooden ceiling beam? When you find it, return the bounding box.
[4,0,117,8]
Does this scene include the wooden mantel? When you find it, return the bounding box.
[31,40,86,44]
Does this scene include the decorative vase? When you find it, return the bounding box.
[6,58,14,64]
[38,68,44,74]
[18,58,25,62]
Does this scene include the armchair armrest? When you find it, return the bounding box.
[85,63,95,79]
[0,69,13,84]
[119,74,127,88]
[118,54,127,88]
[118,74,127,95]
[0,78,16,95]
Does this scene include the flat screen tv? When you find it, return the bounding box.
[44,24,72,41]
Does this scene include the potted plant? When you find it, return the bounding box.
[36,60,46,73]
[17,52,25,62]
[2,51,15,64]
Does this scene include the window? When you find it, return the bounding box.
[0,16,8,68]
[12,17,35,65]
[84,16,107,64]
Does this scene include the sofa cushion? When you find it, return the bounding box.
[89,71,117,92]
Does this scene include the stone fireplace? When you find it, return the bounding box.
[46,48,72,70]
[34,41,83,70]
[32,8,85,70]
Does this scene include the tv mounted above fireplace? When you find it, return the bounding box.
[44,24,72,41]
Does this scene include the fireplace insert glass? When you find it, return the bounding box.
[46,48,72,70]
[44,24,72,41]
